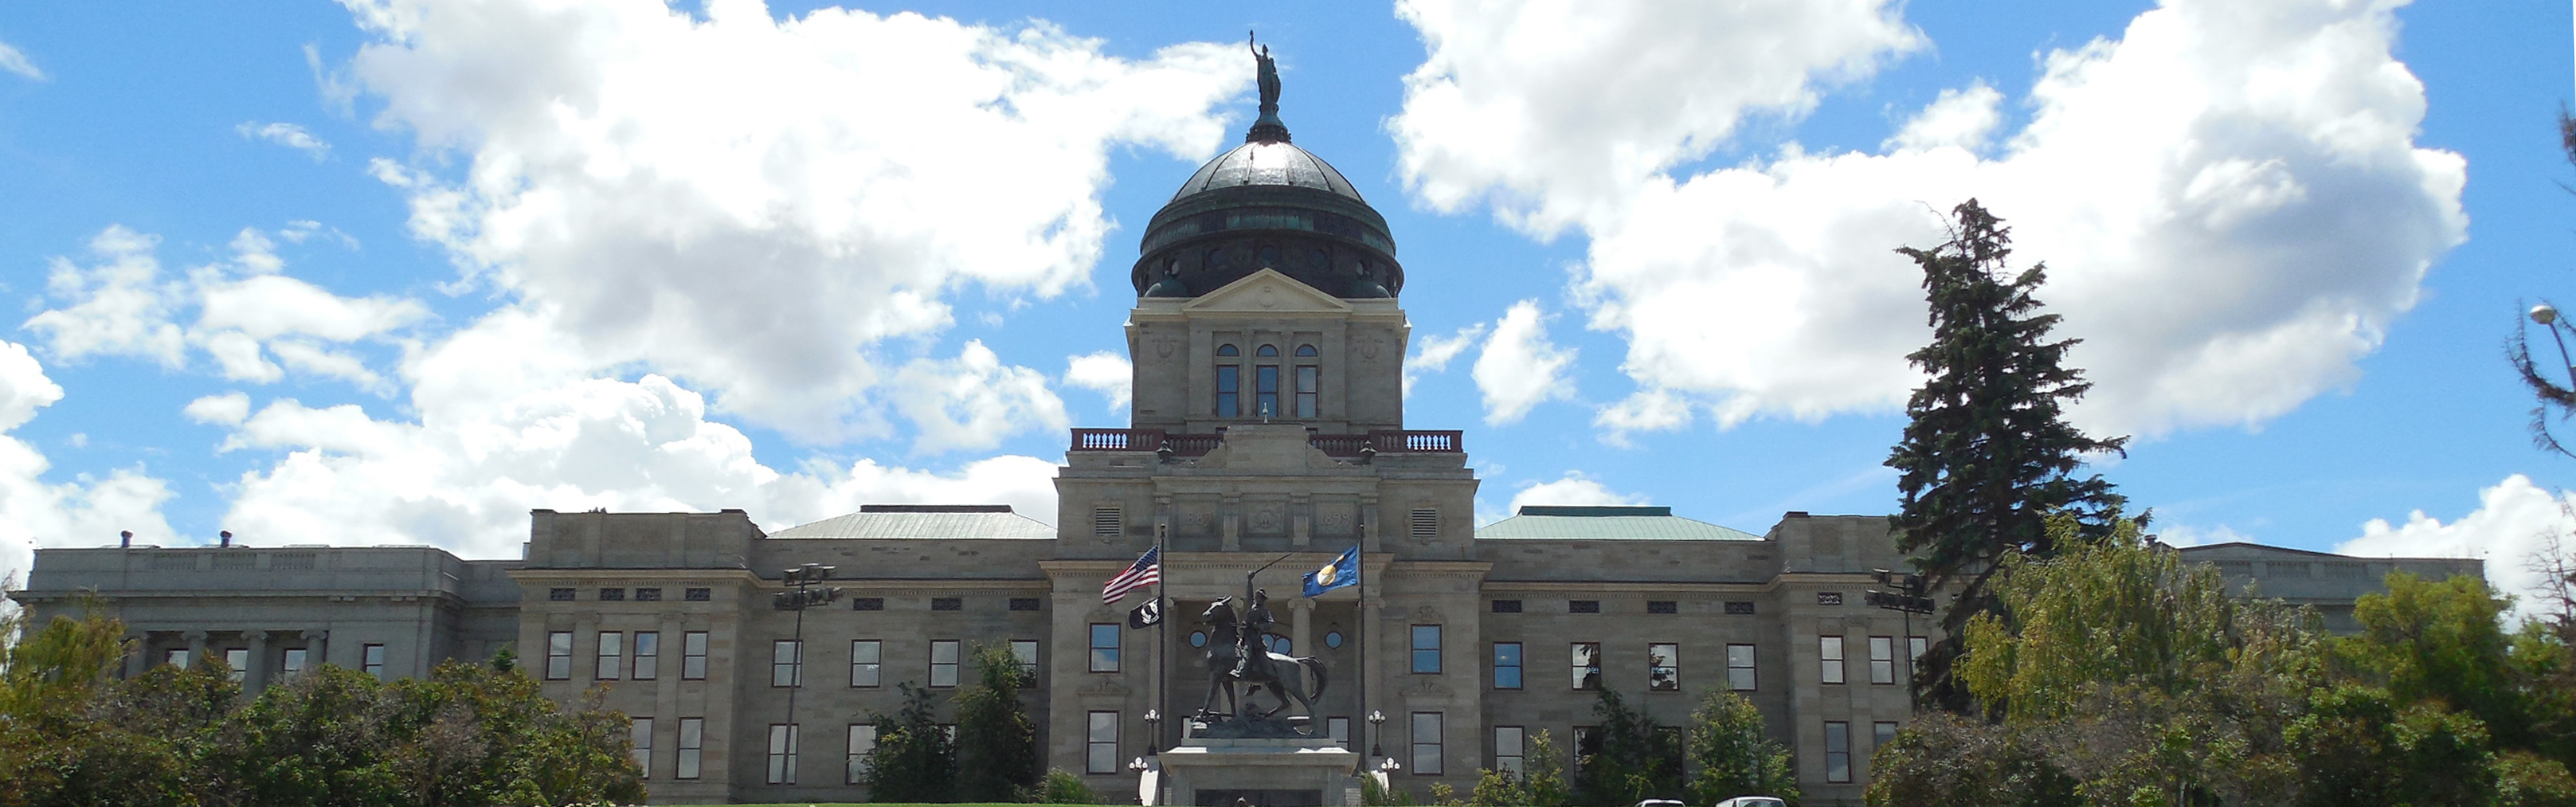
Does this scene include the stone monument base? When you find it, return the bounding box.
[1157,735,1361,806]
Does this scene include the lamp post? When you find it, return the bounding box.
[1366,709,1388,766]
[1143,708,1162,755]
[2535,304,2574,377]
[772,562,840,778]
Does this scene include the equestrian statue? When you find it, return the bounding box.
[1196,586,1327,736]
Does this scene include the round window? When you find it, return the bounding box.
[1324,631,1344,648]
[1188,631,1208,648]
[1267,636,1293,655]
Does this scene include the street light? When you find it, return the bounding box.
[1143,709,1162,756]
[773,562,839,764]
[1366,710,1388,761]
[2536,304,2574,377]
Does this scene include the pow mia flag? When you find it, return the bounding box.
[1128,597,1163,629]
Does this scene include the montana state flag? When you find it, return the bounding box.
[1302,546,1360,597]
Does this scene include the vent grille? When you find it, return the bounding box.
[1092,507,1123,538]
[1568,600,1600,614]
[1490,599,1522,613]
[1817,592,1844,606]
[274,552,317,570]
[1646,601,1678,614]
[1408,508,1439,539]
[1724,601,1756,615]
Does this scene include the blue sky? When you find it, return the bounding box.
[0,0,2570,606]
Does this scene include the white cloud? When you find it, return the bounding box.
[1472,300,1576,425]
[1593,389,1691,446]
[237,122,332,159]
[1396,0,2466,440]
[1063,351,1131,412]
[1391,0,1920,235]
[23,225,425,389]
[2154,522,2249,548]
[0,39,42,80]
[887,340,1069,455]
[183,392,253,426]
[1886,81,2002,153]
[1508,472,1649,515]
[0,340,178,590]
[339,0,1247,441]
[1403,322,1486,398]
[2337,475,2575,623]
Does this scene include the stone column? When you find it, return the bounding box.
[182,630,208,671]
[245,630,273,692]
[1290,598,1314,660]
[303,629,328,672]
[123,632,147,679]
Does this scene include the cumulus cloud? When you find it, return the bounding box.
[339,0,1247,441]
[1395,0,2465,440]
[1403,322,1485,398]
[1063,351,1131,412]
[2337,475,2576,623]
[22,225,424,389]
[1472,300,1576,424]
[887,340,1069,455]
[0,39,41,80]
[1392,0,1920,235]
[1508,472,1649,514]
[1594,389,1691,446]
[237,122,331,159]
[0,340,178,590]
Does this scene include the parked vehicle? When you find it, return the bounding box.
[1713,798,1788,807]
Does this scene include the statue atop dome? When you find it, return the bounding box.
[1247,33,1290,143]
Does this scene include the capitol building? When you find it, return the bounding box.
[11,65,2480,806]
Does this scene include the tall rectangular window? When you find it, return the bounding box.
[1820,636,1846,684]
[930,640,961,688]
[164,648,190,668]
[1571,642,1602,691]
[281,648,307,676]
[1294,365,1319,417]
[1090,624,1120,672]
[1726,644,1756,691]
[1492,642,1523,690]
[1411,625,1442,674]
[1873,721,1899,756]
[597,632,624,680]
[546,632,573,680]
[767,723,800,785]
[1910,636,1928,664]
[1869,636,1895,685]
[1411,712,1445,775]
[772,640,802,688]
[1824,721,1851,783]
[1495,726,1526,776]
[362,643,386,678]
[682,631,708,680]
[850,640,882,688]
[629,717,653,776]
[1010,640,1039,681]
[633,632,660,680]
[1647,643,1679,691]
[1255,365,1279,417]
[847,723,877,785]
[676,718,704,779]
[1086,711,1119,774]
[224,648,249,682]
[1216,365,1240,417]
[1329,716,1352,751]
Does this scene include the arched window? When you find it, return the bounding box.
[1254,345,1280,417]
[1215,345,1240,417]
[1295,345,1317,357]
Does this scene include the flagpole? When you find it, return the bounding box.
[1355,517,1370,777]
[1155,526,1169,758]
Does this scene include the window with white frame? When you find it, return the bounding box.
[676,718,704,779]
[850,640,882,688]
[931,640,961,688]
[597,632,624,680]
[767,723,800,784]
[1869,636,1895,684]
[1647,643,1679,691]
[1411,712,1445,775]
[772,640,802,688]
[546,632,573,680]
[1495,726,1525,776]
[1086,711,1119,774]
[1726,644,1756,691]
[629,717,652,777]
[846,723,877,785]
[1820,636,1846,684]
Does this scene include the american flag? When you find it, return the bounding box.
[1102,546,1161,605]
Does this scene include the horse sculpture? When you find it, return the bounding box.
[1197,597,1326,731]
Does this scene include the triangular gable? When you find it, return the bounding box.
[1182,268,1352,314]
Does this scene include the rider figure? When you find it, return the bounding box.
[1233,586,1276,680]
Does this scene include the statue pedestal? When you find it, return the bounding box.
[1158,735,1360,806]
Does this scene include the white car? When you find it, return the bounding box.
[1634,801,1686,807]
[1713,798,1788,807]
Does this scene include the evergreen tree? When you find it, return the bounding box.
[951,643,1037,802]
[858,683,955,802]
[1887,198,2129,712]
[1684,689,1798,806]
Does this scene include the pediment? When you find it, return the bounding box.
[1183,269,1351,314]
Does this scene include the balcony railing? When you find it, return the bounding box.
[1069,428,1463,457]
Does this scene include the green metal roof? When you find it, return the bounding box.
[770,506,1053,540]
[1476,506,1762,542]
